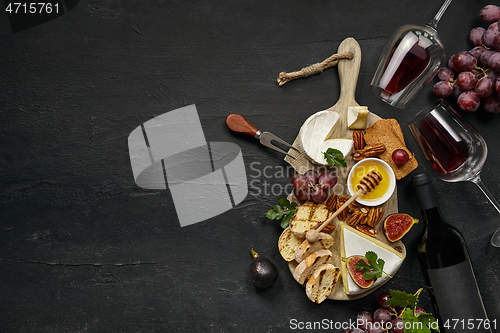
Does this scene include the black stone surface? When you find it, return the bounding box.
[1,1,499,332]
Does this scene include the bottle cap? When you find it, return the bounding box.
[412,172,438,210]
[412,172,431,187]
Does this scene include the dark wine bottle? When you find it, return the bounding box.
[413,172,492,333]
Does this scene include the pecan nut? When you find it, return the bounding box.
[356,224,377,238]
[325,193,337,211]
[335,195,349,221]
[352,143,386,161]
[353,130,365,150]
[346,209,367,226]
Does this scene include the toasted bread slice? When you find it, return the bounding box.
[278,227,304,262]
[295,233,334,263]
[306,263,340,304]
[293,249,332,284]
[289,202,331,238]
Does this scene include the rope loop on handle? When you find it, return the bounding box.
[277,52,354,86]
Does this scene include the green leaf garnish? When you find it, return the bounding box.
[401,307,440,333]
[265,197,298,229]
[322,148,347,167]
[387,289,419,308]
[354,251,393,280]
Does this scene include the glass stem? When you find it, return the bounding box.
[470,175,500,214]
[470,176,500,247]
[428,0,453,30]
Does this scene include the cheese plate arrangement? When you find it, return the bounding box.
[274,38,419,303]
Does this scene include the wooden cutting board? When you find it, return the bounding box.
[283,37,406,301]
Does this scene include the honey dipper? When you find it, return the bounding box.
[305,170,383,244]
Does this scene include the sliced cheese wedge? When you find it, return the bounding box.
[347,106,369,129]
[298,110,353,165]
[340,224,404,295]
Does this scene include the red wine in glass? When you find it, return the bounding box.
[380,35,431,98]
[418,116,468,174]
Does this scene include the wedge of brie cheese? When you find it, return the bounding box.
[347,106,369,129]
[340,224,404,295]
[298,110,353,165]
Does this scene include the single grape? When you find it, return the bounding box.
[469,46,486,62]
[480,5,500,24]
[480,50,496,67]
[303,170,319,186]
[373,308,392,327]
[489,22,499,31]
[482,30,499,49]
[392,149,410,166]
[493,33,500,51]
[318,170,337,190]
[483,93,500,113]
[488,70,500,82]
[470,27,486,46]
[452,51,477,72]
[291,174,308,190]
[448,54,460,73]
[414,307,426,315]
[457,91,481,112]
[436,67,454,81]
[377,291,391,309]
[356,311,373,330]
[310,186,327,203]
[452,84,463,99]
[476,76,494,98]
[456,71,478,91]
[390,318,405,333]
[293,188,309,201]
[488,52,500,72]
[433,80,453,98]
[350,329,365,333]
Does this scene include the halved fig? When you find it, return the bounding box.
[345,255,375,288]
[383,213,418,242]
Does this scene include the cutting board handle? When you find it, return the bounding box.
[336,37,362,107]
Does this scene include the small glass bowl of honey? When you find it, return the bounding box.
[347,158,396,206]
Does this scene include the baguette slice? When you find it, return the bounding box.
[293,249,332,284]
[306,263,340,304]
[278,227,304,262]
[290,202,331,238]
[295,233,334,263]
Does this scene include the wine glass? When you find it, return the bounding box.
[371,0,452,108]
[409,100,500,247]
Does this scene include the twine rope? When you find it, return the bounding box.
[277,52,354,86]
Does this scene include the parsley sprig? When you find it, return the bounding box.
[265,197,297,229]
[322,148,347,167]
[354,251,393,280]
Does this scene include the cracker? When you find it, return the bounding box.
[364,119,418,180]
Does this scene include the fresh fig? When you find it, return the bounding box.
[383,213,418,242]
[345,255,375,288]
[250,249,278,289]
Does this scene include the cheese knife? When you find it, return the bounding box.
[225,113,300,159]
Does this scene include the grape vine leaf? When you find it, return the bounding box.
[265,197,298,229]
[387,289,419,308]
[401,308,440,333]
[322,148,347,167]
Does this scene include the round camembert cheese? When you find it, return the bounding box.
[298,110,353,165]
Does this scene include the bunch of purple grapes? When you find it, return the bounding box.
[340,292,426,333]
[291,170,337,203]
[433,5,500,113]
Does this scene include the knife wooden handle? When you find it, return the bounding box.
[225,113,259,138]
